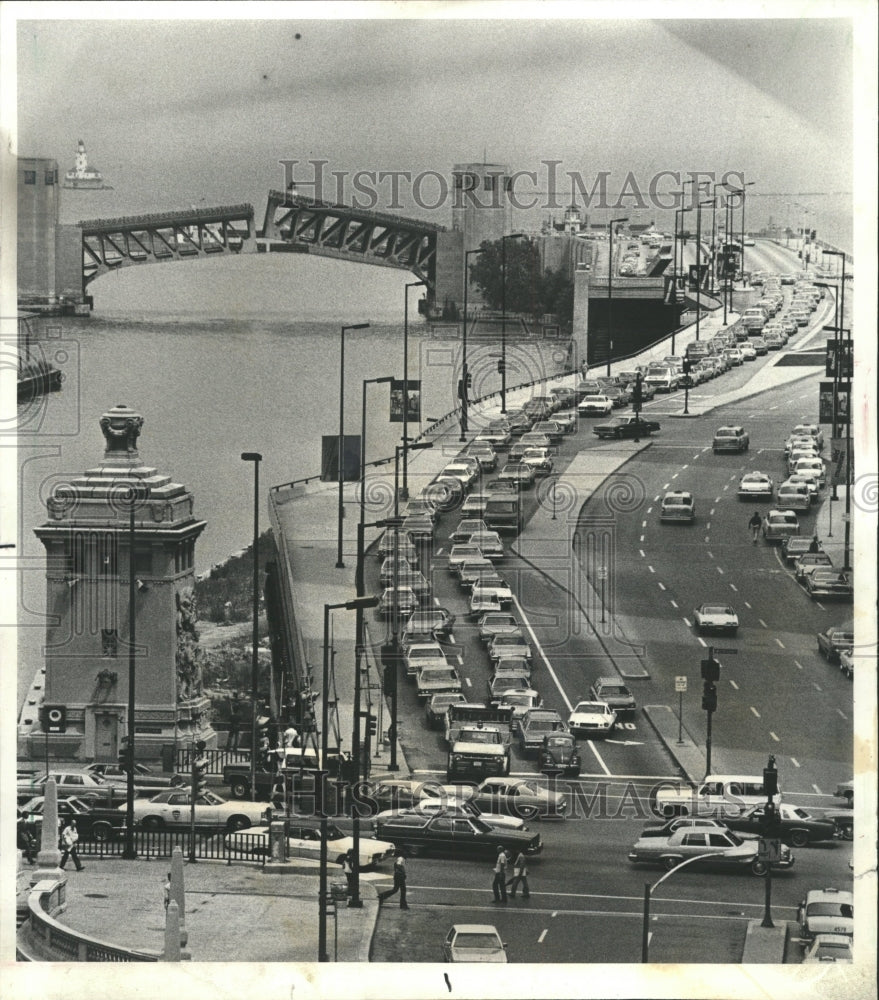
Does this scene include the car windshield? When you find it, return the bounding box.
[808,902,854,918]
[574,703,603,713]
[702,606,732,615]
[455,933,501,950]
[546,735,570,747]
[465,731,499,744]
[503,693,534,706]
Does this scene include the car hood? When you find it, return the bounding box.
[569,711,613,725]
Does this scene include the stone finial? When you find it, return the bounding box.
[99,404,144,464]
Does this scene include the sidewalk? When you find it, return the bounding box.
[44,859,379,962]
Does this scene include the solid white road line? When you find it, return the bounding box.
[512,596,572,714]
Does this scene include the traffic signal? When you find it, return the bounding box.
[381,641,399,696]
[682,357,692,375]
[366,714,378,737]
[701,681,717,713]
[192,740,208,797]
[631,376,643,409]
[118,737,133,774]
[763,764,779,798]
[700,656,720,682]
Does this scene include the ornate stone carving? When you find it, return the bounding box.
[175,587,202,702]
[100,404,144,459]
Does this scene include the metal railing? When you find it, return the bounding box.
[78,828,268,866]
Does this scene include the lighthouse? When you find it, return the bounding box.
[33,405,215,763]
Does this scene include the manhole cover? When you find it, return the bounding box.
[83,893,108,899]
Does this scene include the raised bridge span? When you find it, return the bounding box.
[77,191,443,297]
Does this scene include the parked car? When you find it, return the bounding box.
[442,924,508,963]
[19,794,127,842]
[794,552,833,581]
[469,777,568,820]
[782,536,821,563]
[816,626,854,662]
[713,425,749,453]
[762,509,800,543]
[693,603,739,635]
[589,677,636,716]
[84,762,185,789]
[805,570,853,600]
[567,700,617,739]
[776,480,812,511]
[737,472,774,501]
[838,648,854,679]
[802,934,853,964]
[538,732,581,777]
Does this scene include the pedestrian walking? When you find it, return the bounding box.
[342,849,356,896]
[506,851,530,899]
[491,845,508,903]
[808,535,821,553]
[163,873,172,912]
[59,818,84,871]
[748,510,762,543]
[378,850,408,909]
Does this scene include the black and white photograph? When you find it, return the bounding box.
[1,3,876,999]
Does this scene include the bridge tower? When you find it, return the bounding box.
[33,404,214,763]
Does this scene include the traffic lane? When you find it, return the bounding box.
[512,562,683,780]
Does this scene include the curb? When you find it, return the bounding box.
[641,705,704,784]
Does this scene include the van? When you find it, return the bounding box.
[483,494,522,535]
[653,773,783,818]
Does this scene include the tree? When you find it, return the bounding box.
[468,238,573,325]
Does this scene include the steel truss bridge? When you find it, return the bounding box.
[78,192,444,295]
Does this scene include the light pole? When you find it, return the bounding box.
[360,376,395,530]
[461,247,486,441]
[726,182,754,286]
[822,250,850,568]
[815,282,839,441]
[641,853,728,962]
[675,206,692,355]
[319,596,379,962]
[122,484,148,860]
[401,282,425,501]
[337,323,371,569]
[722,197,733,325]
[695,198,715,341]
[501,233,527,412]
[606,217,628,374]
[709,182,723,295]
[241,453,262,803]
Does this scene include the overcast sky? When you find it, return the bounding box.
[10,7,855,214]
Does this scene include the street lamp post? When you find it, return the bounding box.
[815,283,840,442]
[822,250,850,568]
[319,596,379,962]
[695,198,715,341]
[401,282,426,500]
[676,206,693,356]
[722,197,733,325]
[360,376,395,531]
[461,247,486,441]
[337,323,371,569]
[709,182,723,296]
[241,453,262,803]
[606,217,629,375]
[641,853,728,962]
[500,233,527,412]
[726,182,755,286]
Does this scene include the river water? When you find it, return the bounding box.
[16,251,567,704]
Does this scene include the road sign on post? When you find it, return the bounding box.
[675,676,687,692]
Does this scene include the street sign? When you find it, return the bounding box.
[758,838,783,862]
[675,676,687,692]
[598,565,608,580]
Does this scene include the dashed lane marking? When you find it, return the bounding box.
[682,464,688,470]
[714,497,721,503]
[646,507,652,514]
[706,522,711,531]
[750,706,760,718]
[707,551,714,559]
[770,404,779,410]
[448,636,456,644]
[837,709,847,719]
[744,601,752,609]
[670,599,678,608]
[794,660,804,670]
[811,784,821,794]
[435,547,444,556]
[654,495,661,502]
[729,679,739,690]
[775,638,785,648]
[639,549,646,557]
[693,454,700,461]
[538,929,548,944]
[658,582,666,591]
[648,565,655,573]
[812,682,822,692]
[770,732,779,742]
[815,600,826,611]
[704,536,710,543]
[697,636,707,648]
[465,677,472,687]
[642,520,647,528]
[671,473,678,480]
[729,583,738,592]
[710,508,715,515]
[640,535,645,542]
[663,483,670,490]
[758,618,768,628]
[790,758,800,768]
[723,484,730,490]
[717,566,724,575]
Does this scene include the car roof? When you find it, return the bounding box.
[451,924,501,934]
[594,676,628,686]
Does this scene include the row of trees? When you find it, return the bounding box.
[468,238,574,325]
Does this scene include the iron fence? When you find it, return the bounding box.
[78,828,268,866]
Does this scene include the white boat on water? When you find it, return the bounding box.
[63,139,109,190]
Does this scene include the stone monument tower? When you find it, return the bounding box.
[33,404,214,762]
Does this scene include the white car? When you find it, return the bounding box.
[405,642,449,678]
[568,700,617,739]
[125,789,268,831]
[442,924,507,963]
[802,934,853,964]
[776,481,811,511]
[578,394,613,416]
[793,456,826,488]
[693,603,739,635]
[224,822,396,868]
[737,472,773,501]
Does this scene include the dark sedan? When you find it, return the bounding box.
[724,803,841,846]
[593,415,660,440]
[373,811,543,858]
[817,626,854,662]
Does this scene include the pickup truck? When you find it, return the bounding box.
[447,719,513,782]
[593,415,661,440]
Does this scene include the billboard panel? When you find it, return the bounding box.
[390,380,421,423]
